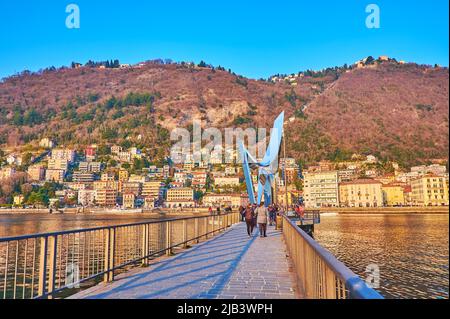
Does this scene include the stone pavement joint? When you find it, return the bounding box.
[70,222,299,299]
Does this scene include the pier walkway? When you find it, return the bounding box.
[70,223,298,299]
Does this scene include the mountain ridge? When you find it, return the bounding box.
[0,58,448,168]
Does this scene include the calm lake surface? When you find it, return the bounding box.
[315,214,449,299]
[0,213,169,238]
[0,212,448,299]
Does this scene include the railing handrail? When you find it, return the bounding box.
[0,212,228,243]
[282,215,383,299]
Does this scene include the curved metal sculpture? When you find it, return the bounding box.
[239,112,284,206]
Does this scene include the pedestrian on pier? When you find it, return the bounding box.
[255,202,268,238]
[244,204,255,236]
[239,205,245,222]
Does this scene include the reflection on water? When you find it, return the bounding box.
[0,213,170,238]
[315,214,449,299]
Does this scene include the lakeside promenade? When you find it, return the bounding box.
[70,223,298,299]
[0,206,448,215]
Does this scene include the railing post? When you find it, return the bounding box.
[195,218,199,243]
[47,235,58,299]
[38,237,48,298]
[103,228,115,282]
[204,217,208,239]
[166,221,172,256]
[182,220,188,248]
[141,224,149,266]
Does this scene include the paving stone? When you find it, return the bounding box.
[69,223,299,299]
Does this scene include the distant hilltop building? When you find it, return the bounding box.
[39,138,55,148]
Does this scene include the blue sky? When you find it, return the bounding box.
[0,0,448,79]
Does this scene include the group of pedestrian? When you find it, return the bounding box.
[208,206,233,216]
[238,203,282,238]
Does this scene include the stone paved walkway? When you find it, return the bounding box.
[70,222,298,299]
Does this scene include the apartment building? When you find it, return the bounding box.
[382,183,406,206]
[51,149,75,162]
[411,174,449,206]
[122,193,136,209]
[78,161,102,172]
[95,189,118,207]
[72,171,95,183]
[27,165,45,181]
[339,179,383,207]
[202,193,242,208]
[303,171,339,208]
[121,182,142,196]
[167,187,194,202]
[78,189,96,206]
[45,169,65,183]
[48,158,69,170]
[214,176,240,187]
[142,181,166,200]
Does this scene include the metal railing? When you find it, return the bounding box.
[0,212,240,299]
[281,215,383,299]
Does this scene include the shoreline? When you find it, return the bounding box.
[319,206,449,215]
[0,206,448,215]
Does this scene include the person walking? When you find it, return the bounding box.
[239,205,245,222]
[244,204,255,237]
[255,202,269,237]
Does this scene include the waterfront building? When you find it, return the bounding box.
[78,189,96,206]
[411,174,449,206]
[382,183,406,206]
[142,181,166,201]
[27,165,45,181]
[303,171,339,208]
[339,179,383,207]
[202,193,242,208]
[123,193,136,209]
[121,182,142,196]
[95,188,118,207]
[144,196,155,209]
[167,187,194,202]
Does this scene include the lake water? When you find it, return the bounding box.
[0,213,170,238]
[315,214,449,299]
